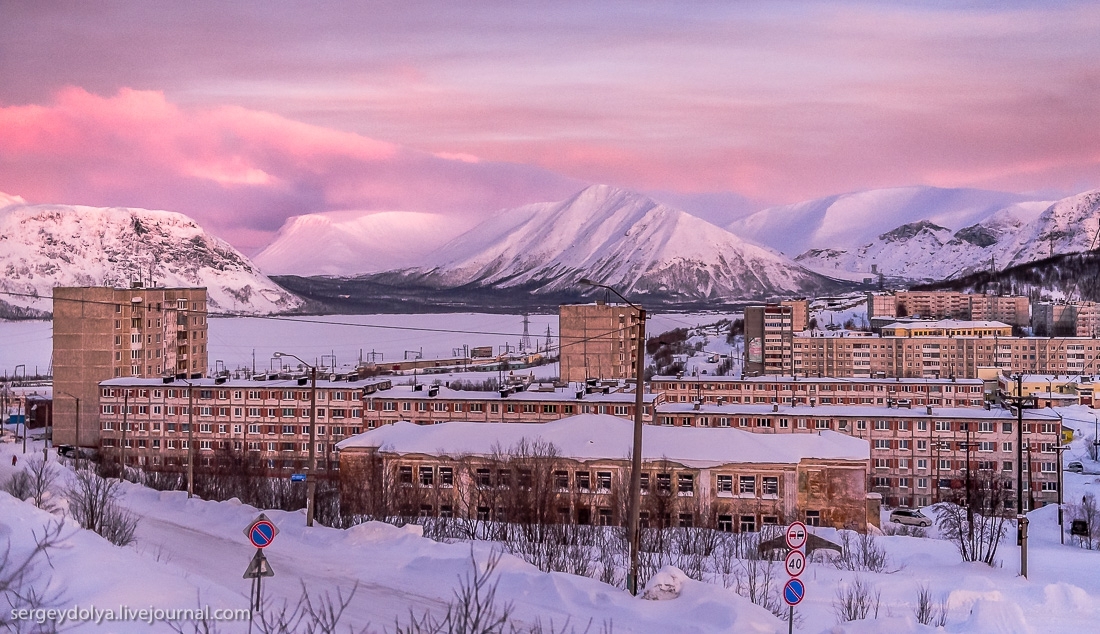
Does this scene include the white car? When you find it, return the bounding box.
[889,508,932,527]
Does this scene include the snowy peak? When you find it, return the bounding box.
[729,186,1041,255]
[1004,189,1100,264]
[0,202,302,316]
[415,185,841,300]
[878,220,951,244]
[254,210,475,276]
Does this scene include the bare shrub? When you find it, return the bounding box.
[1067,492,1100,550]
[729,533,785,621]
[913,583,949,627]
[882,523,926,538]
[834,531,894,573]
[170,582,367,634]
[0,519,67,633]
[832,577,881,622]
[65,467,140,547]
[3,470,33,501]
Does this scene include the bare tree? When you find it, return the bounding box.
[1067,492,1100,550]
[934,471,1012,565]
[833,531,894,573]
[0,519,67,634]
[64,466,139,547]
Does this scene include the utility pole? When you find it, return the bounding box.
[274,352,318,527]
[120,388,130,476]
[1002,373,1034,577]
[185,379,195,498]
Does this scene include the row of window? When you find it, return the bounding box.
[103,388,357,401]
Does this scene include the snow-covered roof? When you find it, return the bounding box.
[364,384,658,404]
[335,414,869,467]
[651,374,985,386]
[881,319,1011,330]
[101,376,392,391]
[656,402,1063,421]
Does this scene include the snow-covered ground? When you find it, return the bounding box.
[5,406,1100,632]
[0,311,742,376]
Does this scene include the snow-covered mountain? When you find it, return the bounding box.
[0,198,302,316]
[728,186,1044,256]
[796,190,1100,281]
[394,185,842,301]
[253,210,476,276]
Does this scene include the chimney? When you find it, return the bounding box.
[773,402,779,413]
[926,405,933,415]
[693,399,701,411]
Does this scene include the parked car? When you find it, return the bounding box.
[1067,461,1084,474]
[889,508,933,527]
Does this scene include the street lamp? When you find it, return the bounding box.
[274,352,318,527]
[578,278,647,596]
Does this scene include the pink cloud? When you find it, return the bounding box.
[0,87,578,250]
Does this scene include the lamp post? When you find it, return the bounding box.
[173,376,197,498]
[274,352,318,527]
[578,278,647,595]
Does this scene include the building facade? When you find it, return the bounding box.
[53,285,209,447]
[653,402,1062,510]
[744,304,795,376]
[363,382,662,427]
[559,303,643,383]
[96,376,391,472]
[1034,301,1100,338]
[651,376,987,408]
[868,291,1029,327]
[336,415,872,531]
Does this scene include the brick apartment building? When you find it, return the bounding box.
[652,375,987,408]
[336,414,872,531]
[53,285,209,448]
[559,302,643,383]
[653,401,1063,510]
[868,291,1029,327]
[96,375,391,472]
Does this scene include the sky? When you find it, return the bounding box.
[2,1,1099,251]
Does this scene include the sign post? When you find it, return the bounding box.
[783,522,808,634]
[243,514,279,616]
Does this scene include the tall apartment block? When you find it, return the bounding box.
[52,285,209,447]
[1034,301,1100,337]
[559,302,642,383]
[744,304,795,376]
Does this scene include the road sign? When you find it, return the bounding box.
[243,549,275,579]
[783,578,805,606]
[785,522,808,550]
[290,473,306,482]
[784,549,806,577]
[244,513,279,549]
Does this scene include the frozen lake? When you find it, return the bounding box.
[0,311,739,376]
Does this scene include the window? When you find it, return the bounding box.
[1041,462,1056,474]
[677,473,694,495]
[874,439,890,450]
[762,476,778,496]
[805,510,821,527]
[596,471,612,492]
[398,466,413,485]
[739,476,756,495]
[739,515,756,533]
[554,471,569,490]
[439,467,454,487]
[475,468,491,488]
[717,514,733,532]
[418,466,434,486]
[656,473,671,494]
[639,473,650,493]
[575,471,591,491]
[716,474,733,493]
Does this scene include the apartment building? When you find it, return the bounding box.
[363,382,662,427]
[868,291,1029,327]
[788,332,1100,379]
[559,303,643,383]
[651,376,987,408]
[879,320,1013,338]
[336,414,872,531]
[1034,301,1100,337]
[53,285,209,447]
[744,304,795,376]
[96,375,391,472]
[653,402,1063,510]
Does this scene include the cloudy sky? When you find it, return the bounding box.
[2,1,1098,251]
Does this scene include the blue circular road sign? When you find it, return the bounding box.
[249,520,277,548]
[783,578,805,606]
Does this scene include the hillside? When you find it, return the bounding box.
[0,199,302,317]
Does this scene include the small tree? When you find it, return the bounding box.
[913,583,949,627]
[934,471,1012,565]
[65,467,139,547]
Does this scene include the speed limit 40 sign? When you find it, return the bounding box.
[784,549,806,577]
